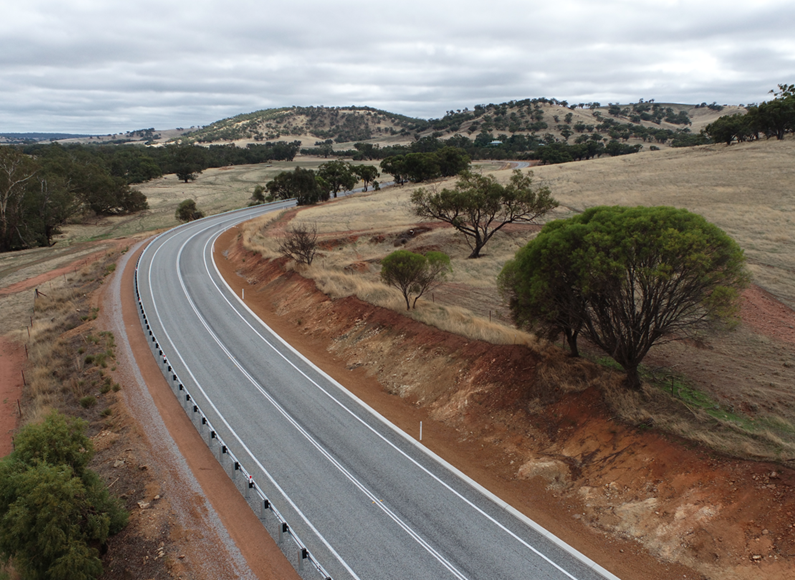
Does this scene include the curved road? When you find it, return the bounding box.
[135,203,619,580]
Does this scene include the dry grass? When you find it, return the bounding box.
[241,139,795,463]
[16,253,123,426]
[530,137,795,308]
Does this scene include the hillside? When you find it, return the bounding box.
[219,135,795,579]
[177,99,745,150]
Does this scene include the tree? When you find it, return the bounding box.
[380,250,452,310]
[432,147,470,177]
[411,170,558,259]
[401,152,440,182]
[352,165,379,191]
[175,199,204,222]
[380,156,408,185]
[317,160,357,197]
[0,147,39,251]
[498,232,585,357]
[251,184,266,204]
[704,114,751,145]
[278,222,319,265]
[0,412,128,580]
[266,167,326,205]
[168,144,206,183]
[499,206,749,390]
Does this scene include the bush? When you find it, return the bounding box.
[278,222,319,265]
[0,412,128,580]
[175,199,205,222]
[380,250,452,310]
[79,396,97,408]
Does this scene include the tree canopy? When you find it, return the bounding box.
[317,160,357,198]
[499,206,749,389]
[0,146,148,252]
[411,169,557,258]
[266,167,327,205]
[175,199,204,222]
[0,412,128,580]
[380,250,452,310]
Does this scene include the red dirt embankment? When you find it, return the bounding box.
[216,226,795,580]
[0,338,25,457]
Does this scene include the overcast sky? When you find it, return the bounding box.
[1,0,793,134]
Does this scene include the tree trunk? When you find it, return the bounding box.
[467,241,485,259]
[624,365,642,391]
[565,329,580,357]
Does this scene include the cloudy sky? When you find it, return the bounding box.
[1,0,793,134]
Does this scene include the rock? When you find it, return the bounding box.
[517,458,571,489]
[153,494,161,501]
[751,554,763,561]
[137,501,150,509]
[113,460,125,468]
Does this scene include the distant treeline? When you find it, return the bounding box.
[21,140,301,184]
[303,132,653,165]
[704,84,795,144]
[1,140,301,252]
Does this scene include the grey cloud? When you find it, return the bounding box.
[0,0,793,132]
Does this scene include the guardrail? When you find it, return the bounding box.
[134,253,333,580]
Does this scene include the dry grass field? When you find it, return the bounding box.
[531,138,795,309]
[243,137,795,462]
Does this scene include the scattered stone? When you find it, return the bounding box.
[153,494,161,501]
[178,555,185,560]
[137,501,150,510]
[113,459,125,468]
[751,554,763,561]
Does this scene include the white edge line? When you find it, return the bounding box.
[209,217,622,580]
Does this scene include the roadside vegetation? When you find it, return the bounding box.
[0,250,135,578]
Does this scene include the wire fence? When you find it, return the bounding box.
[134,254,333,580]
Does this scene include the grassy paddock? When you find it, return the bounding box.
[242,140,795,463]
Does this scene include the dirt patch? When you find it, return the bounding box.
[0,337,24,457]
[216,225,795,580]
[0,249,109,296]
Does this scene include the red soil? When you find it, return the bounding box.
[0,337,25,457]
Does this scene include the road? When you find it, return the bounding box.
[135,202,619,580]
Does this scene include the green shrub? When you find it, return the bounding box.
[79,396,96,409]
[0,412,128,580]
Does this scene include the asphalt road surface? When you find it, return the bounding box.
[136,202,620,580]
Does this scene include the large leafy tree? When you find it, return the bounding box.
[167,143,206,183]
[352,164,379,191]
[412,169,557,258]
[0,147,39,251]
[317,160,357,198]
[380,250,452,310]
[0,412,128,580]
[499,206,749,390]
[266,167,327,205]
